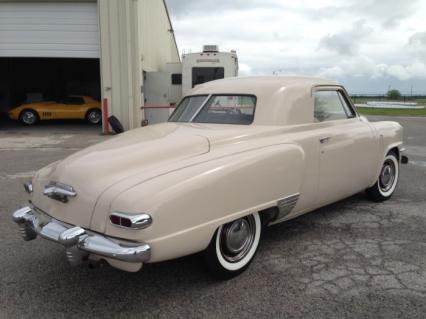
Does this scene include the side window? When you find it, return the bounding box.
[337,91,356,118]
[314,91,353,122]
[63,97,84,105]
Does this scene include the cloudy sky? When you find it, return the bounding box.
[166,0,426,94]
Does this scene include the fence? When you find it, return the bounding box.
[350,94,426,104]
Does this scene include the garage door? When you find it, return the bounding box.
[0,2,99,58]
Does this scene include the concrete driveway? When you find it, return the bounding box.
[0,116,425,318]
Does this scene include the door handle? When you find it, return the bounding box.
[319,136,331,144]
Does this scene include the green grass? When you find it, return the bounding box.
[415,98,426,104]
[357,107,426,116]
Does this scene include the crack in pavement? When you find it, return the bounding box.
[266,238,425,296]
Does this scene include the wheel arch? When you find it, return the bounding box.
[19,108,39,117]
[85,107,101,118]
[387,146,400,160]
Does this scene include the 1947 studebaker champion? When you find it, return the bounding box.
[12,76,408,278]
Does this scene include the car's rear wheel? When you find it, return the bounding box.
[86,109,102,125]
[19,109,39,125]
[204,212,261,279]
[366,151,399,202]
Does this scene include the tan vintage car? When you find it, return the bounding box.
[12,76,408,278]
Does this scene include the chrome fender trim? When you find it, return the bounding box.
[43,182,77,203]
[277,193,300,220]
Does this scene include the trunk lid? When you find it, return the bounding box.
[31,123,210,228]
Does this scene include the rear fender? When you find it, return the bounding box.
[107,143,305,262]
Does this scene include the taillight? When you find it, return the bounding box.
[109,212,152,229]
[109,214,121,226]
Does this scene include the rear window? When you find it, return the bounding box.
[195,95,256,124]
[169,95,208,122]
[169,95,256,125]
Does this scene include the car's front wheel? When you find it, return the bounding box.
[366,151,399,202]
[204,212,262,279]
[19,109,39,125]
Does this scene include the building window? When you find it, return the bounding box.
[192,67,225,88]
[171,73,182,85]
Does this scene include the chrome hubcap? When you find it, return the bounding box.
[22,112,35,124]
[219,216,256,263]
[88,111,101,124]
[379,159,395,192]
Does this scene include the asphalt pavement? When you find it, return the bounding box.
[0,116,425,319]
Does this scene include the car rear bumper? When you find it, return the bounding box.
[12,206,151,266]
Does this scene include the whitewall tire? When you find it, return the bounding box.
[366,151,399,202]
[204,212,262,278]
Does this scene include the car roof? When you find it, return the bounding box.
[190,76,338,96]
[189,76,341,126]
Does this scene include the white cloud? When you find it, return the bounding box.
[165,0,426,93]
[238,63,252,76]
[319,20,373,56]
[318,57,426,81]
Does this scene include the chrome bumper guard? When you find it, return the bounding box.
[12,206,151,266]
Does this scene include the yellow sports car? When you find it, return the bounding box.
[8,96,102,125]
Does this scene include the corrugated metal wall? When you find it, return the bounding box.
[99,0,180,131]
[0,2,99,58]
[138,0,180,72]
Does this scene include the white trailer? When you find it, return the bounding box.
[143,45,239,125]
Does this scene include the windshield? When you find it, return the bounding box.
[169,95,256,125]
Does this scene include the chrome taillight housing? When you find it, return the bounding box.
[109,212,152,230]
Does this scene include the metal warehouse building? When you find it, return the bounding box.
[0,0,180,131]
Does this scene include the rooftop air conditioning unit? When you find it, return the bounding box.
[203,45,219,53]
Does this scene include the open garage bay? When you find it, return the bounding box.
[0,57,100,114]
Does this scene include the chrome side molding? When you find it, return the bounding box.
[43,182,77,203]
[277,193,300,220]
